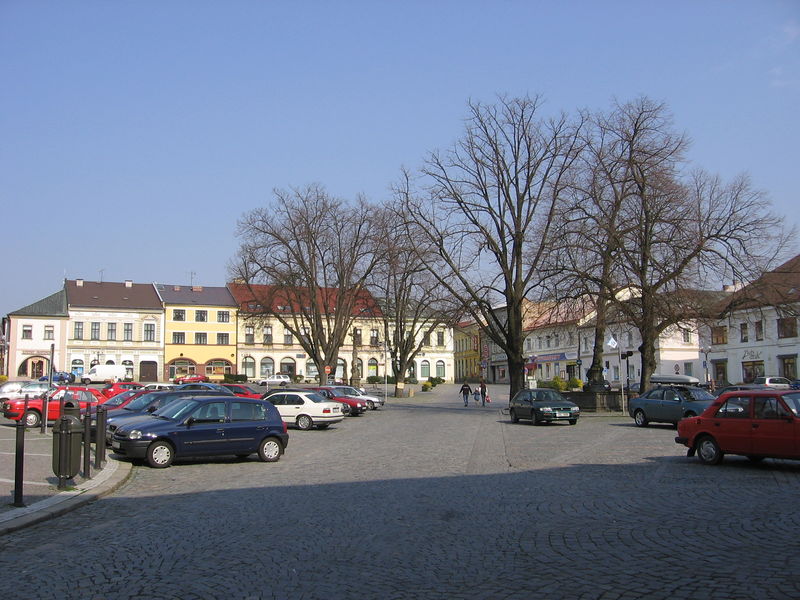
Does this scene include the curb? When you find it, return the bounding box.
[0,457,133,536]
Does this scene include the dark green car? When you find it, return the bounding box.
[509,388,580,425]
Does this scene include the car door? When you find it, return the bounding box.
[708,395,752,455]
[227,400,266,452]
[658,389,684,422]
[174,400,229,456]
[638,389,663,420]
[751,396,797,457]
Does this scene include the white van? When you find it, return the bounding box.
[81,364,128,384]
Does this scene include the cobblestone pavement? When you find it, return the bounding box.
[1,384,799,599]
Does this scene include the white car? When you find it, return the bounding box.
[262,389,344,430]
[142,383,177,391]
[753,376,792,389]
[258,374,292,387]
[330,385,385,410]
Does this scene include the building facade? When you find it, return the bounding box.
[6,290,69,379]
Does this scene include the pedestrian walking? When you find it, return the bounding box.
[459,382,472,407]
[479,379,487,406]
[473,388,481,404]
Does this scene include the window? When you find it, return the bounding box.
[421,360,430,378]
[217,333,229,345]
[217,311,230,323]
[711,326,728,345]
[90,322,100,340]
[682,330,691,343]
[242,357,255,379]
[755,320,764,341]
[436,360,445,378]
[353,328,362,346]
[124,323,133,341]
[245,326,254,344]
[370,329,379,346]
[741,360,764,383]
[260,357,274,377]
[195,310,207,322]
[715,397,750,418]
[538,337,542,350]
[122,360,134,379]
[284,331,293,345]
[754,397,790,419]
[422,333,430,346]
[546,335,551,348]
[144,323,155,342]
[44,325,54,340]
[779,355,797,380]
[740,323,748,343]
[368,358,378,377]
[74,322,83,340]
[778,317,797,339]
[568,332,574,346]
[437,331,444,346]
[172,332,185,344]
[173,309,185,321]
[107,323,116,340]
[21,325,32,339]
[231,401,266,422]
[71,359,84,375]
[554,333,560,347]
[684,362,693,376]
[205,360,232,376]
[195,332,207,345]
[263,326,273,344]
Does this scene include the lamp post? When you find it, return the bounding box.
[702,346,711,390]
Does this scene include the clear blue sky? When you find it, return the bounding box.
[2,0,798,318]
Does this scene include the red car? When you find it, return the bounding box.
[97,388,150,411]
[220,383,261,398]
[174,374,208,384]
[311,387,368,416]
[101,381,143,398]
[2,386,105,428]
[676,389,800,465]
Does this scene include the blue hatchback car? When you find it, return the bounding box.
[111,396,288,468]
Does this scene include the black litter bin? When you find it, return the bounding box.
[52,399,83,479]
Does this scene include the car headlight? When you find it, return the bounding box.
[129,430,143,440]
[539,407,553,412]
[571,407,580,412]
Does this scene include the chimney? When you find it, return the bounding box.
[76,279,84,287]
[124,280,133,288]
[192,286,203,292]
[173,285,181,291]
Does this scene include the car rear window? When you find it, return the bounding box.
[685,388,715,400]
[781,393,800,415]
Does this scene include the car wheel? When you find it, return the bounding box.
[633,409,648,427]
[296,414,313,430]
[747,455,765,463]
[684,412,697,418]
[258,437,283,462]
[510,409,519,423]
[569,419,577,425]
[81,378,90,385]
[696,436,723,465]
[532,413,541,425]
[146,441,174,468]
[23,410,41,428]
[367,400,375,410]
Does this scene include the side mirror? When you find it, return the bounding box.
[185,417,195,427]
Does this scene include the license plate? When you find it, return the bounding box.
[557,412,570,417]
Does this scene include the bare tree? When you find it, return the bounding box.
[369,201,461,395]
[232,184,384,384]
[399,96,585,397]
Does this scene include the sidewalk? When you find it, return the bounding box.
[0,420,132,535]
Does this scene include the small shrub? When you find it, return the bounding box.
[427,376,445,387]
[223,374,249,383]
[421,381,432,391]
[567,376,582,389]
[0,375,7,384]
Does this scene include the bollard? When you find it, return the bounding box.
[95,405,107,468]
[12,399,29,507]
[83,408,92,479]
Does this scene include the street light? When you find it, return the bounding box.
[701,346,711,389]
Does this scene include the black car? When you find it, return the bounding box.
[111,396,288,468]
[509,388,581,425]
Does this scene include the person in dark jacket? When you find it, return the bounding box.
[459,382,472,407]
[479,380,488,406]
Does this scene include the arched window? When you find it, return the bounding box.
[105,360,115,365]
[242,356,256,379]
[306,360,319,381]
[169,359,196,380]
[368,358,378,377]
[436,360,445,378]
[279,357,296,376]
[260,357,274,378]
[420,360,430,378]
[71,359,84,376]
[205,360,232,377]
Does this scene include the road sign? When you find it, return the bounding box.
[576,359,582,367]
[324,365,332,374]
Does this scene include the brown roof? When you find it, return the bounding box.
[721,254,800,314]
[65,279,162,310]
[227,282,383,318]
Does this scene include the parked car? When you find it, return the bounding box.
[329,385,385,410]
[105,389,233,444]
[175,382,235,394]
[676,390,800,465]
[792,380,800,391]
[628,385,717,427]
[752,376,792,389]
[713,384,773,397]
[220,383,262,398]
[2,386,104,427]
[38,371,76,384]
[258,374,292,387]
[0,381,54,404]
[141,383,177,391]
[509,388,580,425]
[110,395,288,468]
[173,374,209,384]
[261,389,344,430]
[0,380,35,395]
[101,381,143,398]
[311,387,368,416]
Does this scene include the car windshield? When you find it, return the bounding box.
[528,390,566,403]
[123,392,162,411]
[335,386,361,396]
[684,388,715,401]
[104,390,136,407]
[154,398,200,420]
[781,393,800,415]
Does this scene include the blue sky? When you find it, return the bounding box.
[2,0,798,318]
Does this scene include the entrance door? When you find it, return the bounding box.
[139,361,158,382]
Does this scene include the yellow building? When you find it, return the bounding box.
[454,320,481,382]
[155,284,239,381]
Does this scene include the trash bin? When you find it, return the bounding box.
[52,399,82,479]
